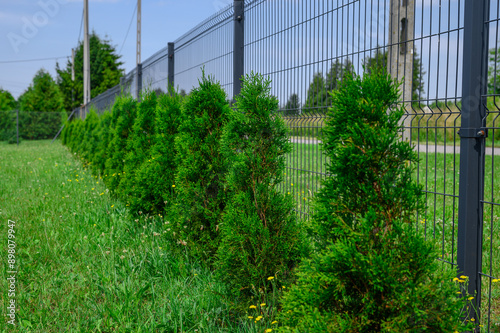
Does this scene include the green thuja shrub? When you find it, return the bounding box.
[91,110,113,174]
[134,87,184,215]
[119,90,158,213]
[278,70,467,332]
[104,95,137,192]
[80,109,100,162]
[171,73,231,261]
[216,73,306,299]
[67,118,84,153]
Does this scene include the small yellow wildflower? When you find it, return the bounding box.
[248,316,253,319]
[458,279,465,283]
[468,296,474,301]
[470,318,476,322]
[265,329,272,332]
[453,277,459,282]
[100,193,104,196]
[172,184,176,188]
[255,316,262,321]
[260,303,266,307]
[492,278,500,283]
[460,275,468,279]
[271,321,278,324]
[249,305,257,309]
[111,205,114,208]
[291,183,294,186]
[268,276,274,280]
[93,224,96,227]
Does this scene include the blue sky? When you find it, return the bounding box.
[0,0,233,99]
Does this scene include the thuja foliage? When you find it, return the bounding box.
[119,91,158,212]
[91,111,113,173]
[216,73,306,298]
[279,70,466,332]
[171,73,231,261]
[104,95,137,193]
[134,88,184,215]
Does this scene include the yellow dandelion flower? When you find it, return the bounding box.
[249,305,257,309]
[468,296,474,301]
[291,183,294,186]
[111,205,114,208]
[268,276,274,280]
[492,278,499,283]
[260,303,266,307]
[470,318,475,322]
[248,316,253,319]
[271,321,278,324]
[172,184,176,188]
[255,316,262,321]
[93,224,96,227]
[265,329,272,333]
[460,275,468,279]
[100,193,104,196]
[453,277,459,282]
[458,279,465,283]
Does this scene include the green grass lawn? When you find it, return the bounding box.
[0,141,277,333]
[284,141,500,330]
[1,140,499,331]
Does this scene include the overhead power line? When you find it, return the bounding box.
[0,56,69,64]
[78,9,84,44]
[120,3,138,54]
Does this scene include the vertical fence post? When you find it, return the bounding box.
[233,0,244,99]
[136,63,143,102]
[16,109,19,146]
[168,42,175,89]
[458,0,490,324]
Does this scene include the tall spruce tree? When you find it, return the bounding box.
[56,32,124,111]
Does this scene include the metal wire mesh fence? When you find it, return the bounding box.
[80,0,499,327]
[174,4,234,95]
[0,110,67,143]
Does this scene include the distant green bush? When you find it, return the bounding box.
[134,87,184,215]
[119,90,158,213]
[216,73,307,300]
[104,95,137,193]
[91,110,113,173]
[170,73,231,262]
[278,70,468,332]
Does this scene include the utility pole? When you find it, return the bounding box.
[83,0,91,118]
[137,0,141,66]
[388,0,414,141]
[71,48,75,107]
[136,0,142,100]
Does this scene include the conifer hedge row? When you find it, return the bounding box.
[61,72,305,302]
[62,70,471,331]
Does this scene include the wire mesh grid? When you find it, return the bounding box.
[173,4,234,95]
[141,46,169,94]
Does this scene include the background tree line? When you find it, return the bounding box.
[281,48,426,116]
[0,33,123,142]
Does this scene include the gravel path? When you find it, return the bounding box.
[289,137,500,156]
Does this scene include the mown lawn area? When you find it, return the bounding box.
[0,140,273,333]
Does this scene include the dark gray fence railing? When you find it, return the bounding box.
[78,1,499,329]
